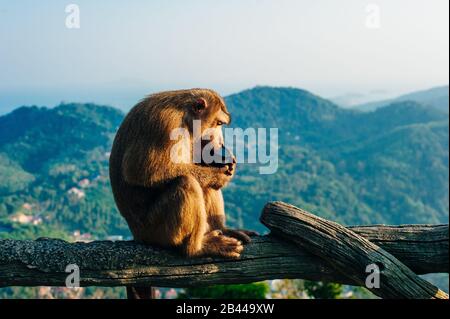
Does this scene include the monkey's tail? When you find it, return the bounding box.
[126,286,155,299]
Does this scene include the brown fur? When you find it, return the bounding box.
[109,88,256,258]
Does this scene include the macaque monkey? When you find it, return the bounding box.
[109,89,256,261]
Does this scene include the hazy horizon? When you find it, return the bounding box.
[0,0,448,113]
[0,83,449,116]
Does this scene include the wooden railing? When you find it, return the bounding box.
[0,202,448,299]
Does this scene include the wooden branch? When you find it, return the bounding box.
[348,224,448,274]
[0,236,352,288]
[0,217,447,289]
[260,201,449,299]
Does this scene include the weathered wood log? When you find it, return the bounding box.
[0,219,447,288]
[348,224,448,274]
[0,236,352,287]
[260,201,448,299]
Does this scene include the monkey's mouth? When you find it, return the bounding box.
[224,163,235,176]
[200,160,235,174]
[200,145,236,168]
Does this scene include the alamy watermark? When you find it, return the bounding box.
[65,263,80,288]
[365,263,381,289]
[365,3,381,29]
[170,120,279,174]
[65,4,80,29]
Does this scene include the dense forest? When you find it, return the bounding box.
[0,86,448,237]
[0,86,448,298]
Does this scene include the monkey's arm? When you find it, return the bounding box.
[204,189,258,244]
[188,164,233,189]
[122,147,231,189]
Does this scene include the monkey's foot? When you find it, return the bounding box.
[223,228,259,244]
[203,230,244,259]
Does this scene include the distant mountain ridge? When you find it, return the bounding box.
[353,85,449,113]
[224,87,448,227]
[0,87,448,240]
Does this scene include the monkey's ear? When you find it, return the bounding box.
[192,98,208,113]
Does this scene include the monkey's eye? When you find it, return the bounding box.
[217,120,224,126]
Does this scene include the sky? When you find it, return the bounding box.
[0,0,448,113]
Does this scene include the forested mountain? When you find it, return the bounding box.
[354,85,449,113]
[0,103,127,238]
[224,87,448,229]
[0,87,448,240]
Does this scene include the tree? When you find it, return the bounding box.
[304,281,343,299]
[179,282,269,299]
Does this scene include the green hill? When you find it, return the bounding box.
[0,88,448,239]
[0,103,127,238]
[224,88,448,228]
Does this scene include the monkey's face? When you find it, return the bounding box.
[187,96,236,172]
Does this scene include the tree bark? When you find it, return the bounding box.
[0,222,447,289]
[260,201,448,299]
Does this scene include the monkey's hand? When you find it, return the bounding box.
[202,230,244,259]
[194,162,235,189]
[211,163,235,189]
[223,228,259,244]
[222,162,235,177]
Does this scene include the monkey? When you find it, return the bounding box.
[109,88,257,261]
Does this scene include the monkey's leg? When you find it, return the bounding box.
[204,188,259,244]
[133,175,207,256]
[171,177,243,258]
[137,175,242,258]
